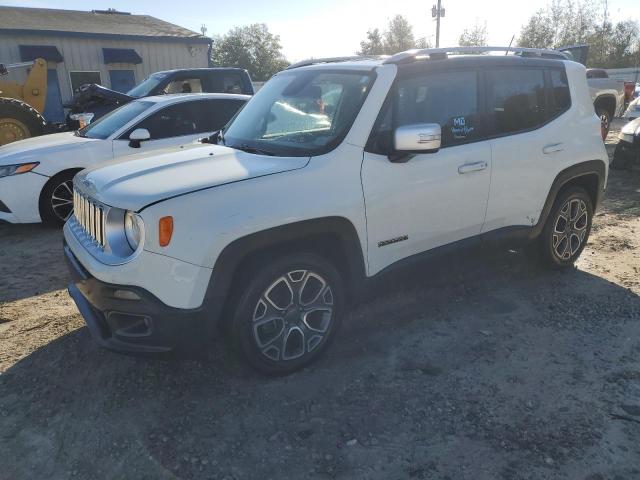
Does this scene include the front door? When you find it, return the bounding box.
[362,68,492,274]
[109,70,136,93]
[111,100,212,158]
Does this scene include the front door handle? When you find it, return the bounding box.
[543,142,564,154]
[458,161,488,174]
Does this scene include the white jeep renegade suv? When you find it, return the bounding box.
[64,47,608,375]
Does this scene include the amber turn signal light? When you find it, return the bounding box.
[159,216,173,247]
[15,162,39,174]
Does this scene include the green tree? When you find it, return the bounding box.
[458,21,488,47]
[384,14,416,53]
[517,0,640,68]
[358,28,386,55]
[211,24,289,81]
[357,15,431,55]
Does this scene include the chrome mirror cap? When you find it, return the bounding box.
[394,123,442,152]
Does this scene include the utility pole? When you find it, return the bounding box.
[432,1,445,48]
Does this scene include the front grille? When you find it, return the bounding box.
[73,188,106,248]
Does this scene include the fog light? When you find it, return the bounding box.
[113,289,141,301]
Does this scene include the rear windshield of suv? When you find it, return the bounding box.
[222,70,375,157]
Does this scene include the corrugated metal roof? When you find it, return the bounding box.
[0,6,205,40]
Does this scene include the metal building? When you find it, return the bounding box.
[0,6,211,122]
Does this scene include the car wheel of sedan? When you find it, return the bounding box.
[538,186,593,268]
[231,253,344,376]
[39,170,78,226]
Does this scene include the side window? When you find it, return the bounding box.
[198,99,246,131]
[209,73,245,94]
[127,102,204,139]
[221,74,244,94]
[549,68,571,117]
[163,77,203,94]
[485,68,547,135]
[395,70,481,147]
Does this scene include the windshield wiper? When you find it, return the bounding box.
[233,144,275,156]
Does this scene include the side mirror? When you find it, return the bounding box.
[128,128,151,148]
[390,123,442,163]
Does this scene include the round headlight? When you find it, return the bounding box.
[124,211,144,251]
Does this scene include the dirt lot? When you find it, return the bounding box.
[1,127,639,480]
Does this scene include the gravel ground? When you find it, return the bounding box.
[0,124,639,479]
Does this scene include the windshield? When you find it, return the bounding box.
[222,70,375,156]
[127,72,170,98]
[79,101,154,140]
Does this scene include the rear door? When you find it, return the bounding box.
[482,65,569,232]
[361,67,492,274]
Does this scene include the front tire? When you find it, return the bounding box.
[537,186,593,268]
[230,253,344,375]
[39,170,78,226]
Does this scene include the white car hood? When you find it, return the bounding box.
[76,143,310,211]
[0,132,98,166]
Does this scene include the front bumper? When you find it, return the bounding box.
[65,241,211,353]
[0,172,48,223]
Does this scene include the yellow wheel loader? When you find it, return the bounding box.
[0,57,48,146]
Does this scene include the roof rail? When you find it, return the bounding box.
[286,55,387,70]
[383,46,569,65]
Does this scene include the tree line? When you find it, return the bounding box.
[209,2,639,81]
[517,0,639,68]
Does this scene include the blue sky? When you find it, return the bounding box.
[4,0,639,61]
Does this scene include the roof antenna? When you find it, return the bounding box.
[505,35,515,55]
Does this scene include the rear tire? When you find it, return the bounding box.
[230,252,344,375]
[39,170,78,227]
[0,97,46,146]
[535,186,593,269]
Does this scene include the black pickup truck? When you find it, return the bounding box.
[65,67,253,129]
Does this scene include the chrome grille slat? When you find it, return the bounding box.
[72,186,105,249]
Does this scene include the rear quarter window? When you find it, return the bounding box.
[485,68,548,135]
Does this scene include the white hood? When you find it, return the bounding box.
[76,143,310,211]
[0,132,99,167]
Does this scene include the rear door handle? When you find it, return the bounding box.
[543,143,564,154]
[458,161,488,174]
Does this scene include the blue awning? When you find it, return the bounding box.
[102,48,142,64]
[19,45,63,63]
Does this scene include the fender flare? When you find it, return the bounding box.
[201,216,367,328]
[532,159,607,238]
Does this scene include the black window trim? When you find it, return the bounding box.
[365,65,487,154]
[365,63,572,154]
[117,98,203,141]
[481,64,572,141]
[117,97,247,141]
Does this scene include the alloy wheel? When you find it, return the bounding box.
[51,180,74,222]
[252,269,334,362]
[552,198,588,261]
